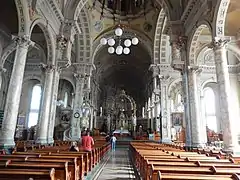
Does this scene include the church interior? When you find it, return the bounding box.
[0,0,240,179]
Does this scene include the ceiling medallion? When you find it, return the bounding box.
[100,25,139,55]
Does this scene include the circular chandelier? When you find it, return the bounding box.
[100,27,139,55]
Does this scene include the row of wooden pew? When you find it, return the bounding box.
[130,142,240,180]
[0,139,110,180]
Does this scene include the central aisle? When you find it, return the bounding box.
[95,148,139,180]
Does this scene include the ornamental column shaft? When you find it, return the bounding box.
[71,74,85,140]
[0,36,33,147]
[188,67,204,147]
[160,77,171,143]
[36,65,54,144]
[211,38,238,152]
[47,69,60,144]
[171,35,192,147]
[0,67,6,92]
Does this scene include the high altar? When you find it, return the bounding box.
[105,89,137,135]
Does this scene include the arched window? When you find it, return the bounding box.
[203,88,217,132]
[64,92,68,108]
[176,93,184,112]
[28,85,42,128]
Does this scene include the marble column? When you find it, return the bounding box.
[171,35,192,148]
[36,65,54,144]
[211,38,239,152]
[160,77,172,143]
[0,66,6,91]
[47,68,61,144]
[71,74,85,140]
[0,36,33,147]
[188,67,205,147]
[200,94,207,144]
[154,102,159,132]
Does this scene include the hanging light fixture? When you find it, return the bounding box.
[100,25,139,55]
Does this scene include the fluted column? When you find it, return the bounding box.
[0,35,33,147]
[36,65,54,144]
[47,68,61,144]
[211,38,239,152]
[188,67,204,147]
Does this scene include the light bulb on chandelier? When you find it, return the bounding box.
[123,47,130,54]
[100,38,107,45]
[124,39,131,47]
[108,38,115,46]
[116,46,123,55]
[115,27,123,36]
[132,37,139,45]
[108,47,115,54]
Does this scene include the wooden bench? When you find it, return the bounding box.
[0,168,56,180]
[0,160,71,180]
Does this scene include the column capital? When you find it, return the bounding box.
[40,63,56,73]
[0,66,6,73]
[170,36,188,51]
[56,35,68,50]
[159,75,172,84]
[149,64,160,76]
[188,66,203,74]
[209,37,229,50]
[73,73,89,80]
[13,35,35,48]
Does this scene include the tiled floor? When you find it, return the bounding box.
[95,148,139,180]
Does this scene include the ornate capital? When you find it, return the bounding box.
[57,35,68,50]
[209,37,229,50]
[0,66,6,73]
[14,35,34,48]
[188,66,202,74]
[40,63,55,72]
[74,73,90,80]
[171,36,188,51]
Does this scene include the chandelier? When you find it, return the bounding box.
[100,26,139,55]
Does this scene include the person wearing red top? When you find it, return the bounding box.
[82,131,94,152]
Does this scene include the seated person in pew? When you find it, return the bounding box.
[69,141,79,152]
[82,131,94,152]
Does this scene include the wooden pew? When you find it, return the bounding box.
[0,160,71,180]
[0,168,56,180]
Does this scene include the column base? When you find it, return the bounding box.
[36,137,48,145]
[0,138,15,154]
[47,138,54,145]
[222,146,240,155]
[161,138,172,144]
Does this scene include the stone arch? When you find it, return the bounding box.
[212,0,230,37]
[153,8,166,64]
[30,18,56,65]
[64,1,91,64]
[23,75,43,85]
[59,76,76,93]
[188,22,212,65]
[92,28,153,64]
[201,78,217,96]
[167,78,182,97]
[15,0,31,35]
[77,7,91,63]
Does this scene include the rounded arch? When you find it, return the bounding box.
[77,6,92,63]
[92,28,153,64]
[59,76,76,93]
[212,0,230,37]
[188,23,212,65]
[29,18,56,65]
[153,8,166,64]
[167,78,182,97]
[15,0,31,35]
[23,75,43,85]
